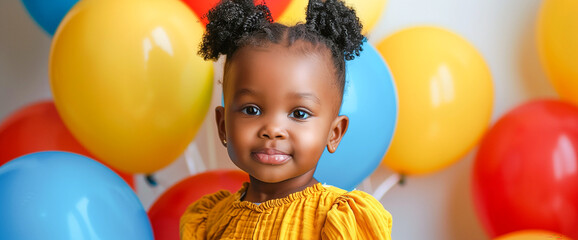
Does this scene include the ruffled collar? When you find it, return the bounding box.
[231,182,326,212]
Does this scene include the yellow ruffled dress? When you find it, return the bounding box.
[180,182,392,240]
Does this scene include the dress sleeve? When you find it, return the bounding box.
[179,191,231,240]
[321,190,392,240]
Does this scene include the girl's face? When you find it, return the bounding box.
[216,42,348,184]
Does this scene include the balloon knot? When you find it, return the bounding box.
[145,174,158,187]
[398,174,406,186]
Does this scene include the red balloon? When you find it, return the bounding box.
[182,0,292,26]
[472,100,578,239]
[0,101,135,189]
[148,169,249,240]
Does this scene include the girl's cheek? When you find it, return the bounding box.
[232,120,259,140]
[299,126,327,146]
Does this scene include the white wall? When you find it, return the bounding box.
[0,0,558,239]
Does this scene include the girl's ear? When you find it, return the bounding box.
[327,115,349,153]
[215,106,227,147]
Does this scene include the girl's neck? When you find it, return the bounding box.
[243,174,319,203]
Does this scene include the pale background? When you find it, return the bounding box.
[0,0,558,239]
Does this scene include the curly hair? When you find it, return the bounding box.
[198,0,364,96]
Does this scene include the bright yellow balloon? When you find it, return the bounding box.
[494,230,571,240]
[537,0,578,106]
[50,0,213,174]
[377,26,493,175]
[276,0,387,35]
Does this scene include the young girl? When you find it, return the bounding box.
[180,0,392,239]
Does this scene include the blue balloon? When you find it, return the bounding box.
[314,42,398,191]
[0,151,153,240]
[20,0,78,35]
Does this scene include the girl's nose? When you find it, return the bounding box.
[258,118,288,140]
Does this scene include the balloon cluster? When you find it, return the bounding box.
[8,0,214,238]
[459,0,578,239]
[7,0,393,238]
[469,1,578,239]
[11,0,576,238]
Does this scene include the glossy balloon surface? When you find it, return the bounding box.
[50,0,213,173]
[0,101,134,188]
[378,26,493,175]
[315,42,397,190]
[148,170,248,240]
[537,0,578,106]
[473,100,578,239]
[0,151,152,240]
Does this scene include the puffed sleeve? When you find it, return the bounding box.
[321,190,392,240]
[179,191,231,240]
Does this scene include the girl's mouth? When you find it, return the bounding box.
[251,148,291,165]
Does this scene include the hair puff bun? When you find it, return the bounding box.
[199,0,273,61]
[305,0,364,61]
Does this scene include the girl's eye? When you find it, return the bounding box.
[241,106,261,116]
[290,109,311,120]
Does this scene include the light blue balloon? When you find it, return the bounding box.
[0,151,153,240]
[21,0,78,36]
[314,42,398,191]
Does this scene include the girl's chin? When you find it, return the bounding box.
[250,174,288,184]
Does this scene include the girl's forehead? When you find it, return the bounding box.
[225,45,336,86]
[222,42,341,105]
[225,44,333,82]
[232,40,333,64]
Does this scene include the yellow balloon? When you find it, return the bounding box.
[494,230,571,240]
[276,0,387,35]
[537,0,578,106]
[377,26,493,175]
[50,0,213,174]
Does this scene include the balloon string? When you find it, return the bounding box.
[206,118,218,170]
[145,174,158,187]
[185,142,206,175]
[372,173,404,201]
[145,174,167,200]
[207,61,221,171]
[184,143,196,175]
[360,176,373,192]
[193,143,207,173]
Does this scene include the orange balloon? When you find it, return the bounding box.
[537,0,578,106]
[377,26,493,175]
[50,0,213,173]
[277,0,387,35]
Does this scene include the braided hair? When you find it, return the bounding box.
[198,0,364,96]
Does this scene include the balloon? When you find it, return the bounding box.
[472,100,578,239]
[537,0,578,106]
[377,26,493,175]
[50,0,213,174]
[277,0,388,35]
[0,101,134,189]
[0,151,153,240]
[182,0,292,26]
[494,230,571,240]
[314,42,397,191]
[148,170,249,240]
[20,0,78,35]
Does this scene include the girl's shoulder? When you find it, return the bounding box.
[322,184,387,207]
[321,185,393,240]
[185,190,235,214]
[179,189,239,240]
